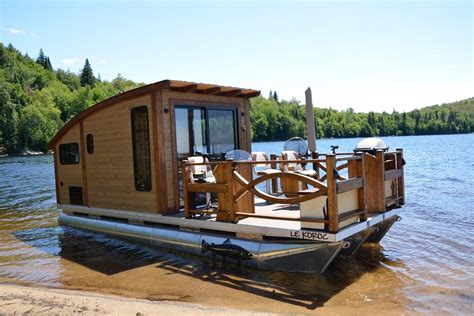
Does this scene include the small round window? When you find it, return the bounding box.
[86,134,94,154]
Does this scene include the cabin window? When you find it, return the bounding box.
[207,109,237,155]
[86,134,94,154]
[131,106,152,191]
[59,143,80,164]
[175,107,237,158]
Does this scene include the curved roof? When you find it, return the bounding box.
[48,79,260,149]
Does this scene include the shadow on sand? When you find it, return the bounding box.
[13,226,402,310]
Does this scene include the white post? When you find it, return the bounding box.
[305,87,317,153]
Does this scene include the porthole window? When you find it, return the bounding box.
[59,143,80,164]
[86,134,94,154]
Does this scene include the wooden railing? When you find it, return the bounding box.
[182,150,404,233]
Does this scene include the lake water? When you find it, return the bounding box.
[0,134,473,314]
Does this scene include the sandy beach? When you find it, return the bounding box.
[0,284,275,315]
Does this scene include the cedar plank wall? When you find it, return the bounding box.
[160,90,250,212]
[55,125,83,205]
[81,95,158,213]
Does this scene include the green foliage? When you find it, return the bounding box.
[422,98,474,114]
[0,43,142,154]
[20,89,62,151]
[36,48,53,71]
[250,95,474,141]
[80,58,96,87]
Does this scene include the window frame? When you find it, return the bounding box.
[131,105,152,192]
[59,143,80,165]
[86,134,94,154]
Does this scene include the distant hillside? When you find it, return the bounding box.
[421,98,474,114]
[0,43,142,154]
[250,95,473,141]
[0,42,473,154]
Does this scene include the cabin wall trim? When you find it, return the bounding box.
[79,121,89,206]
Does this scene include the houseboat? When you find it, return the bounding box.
[48,80,405,273]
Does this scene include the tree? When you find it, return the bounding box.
[20,90,62,151]
[36,49,46,66]
[273,91,279,102]
[80,58,96,87]
[45,57,53,71]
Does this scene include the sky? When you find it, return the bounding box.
[0,0,472,112]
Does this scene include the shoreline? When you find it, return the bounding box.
[0,284,274,315]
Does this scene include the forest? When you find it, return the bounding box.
[1,42,473,154]
[250,94,473,141]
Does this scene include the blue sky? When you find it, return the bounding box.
[1,0,472,112]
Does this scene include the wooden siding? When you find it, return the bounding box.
[55,124,83,205]
[82,94,158,213]
[161,90,249,212]
[53,87,253,215]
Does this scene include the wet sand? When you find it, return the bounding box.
[1,262,408,315]
[0,284,274,315]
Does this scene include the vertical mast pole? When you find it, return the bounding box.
[305,87,317,153]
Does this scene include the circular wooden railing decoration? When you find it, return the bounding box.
[233,171,328,205]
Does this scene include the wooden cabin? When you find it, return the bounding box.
[50,79,405,239]
[48,80,260,215]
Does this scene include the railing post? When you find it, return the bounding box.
[360,155,368,220]
[226,160,236,223]
[326,154,339,233]
[312,151,320,180]
[182,160,191,219]
[270,153,278,194]
[375,149,386,212]
[396,148,405,205]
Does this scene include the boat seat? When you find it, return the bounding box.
[187,156,215,208]
[281,150,316,177]
[252,152,280,194]
[280,150,317,195]
[187,156,216,184]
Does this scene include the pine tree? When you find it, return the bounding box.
[273,91,278,102]
[268,90,273,99]
[45,57,53,71]
[36,49,46,66]
[80,58,96,87]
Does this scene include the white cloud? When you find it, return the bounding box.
[61,58,80,65]
[8,27,25,34]
[1,27,25,35]
[2,27,38,38]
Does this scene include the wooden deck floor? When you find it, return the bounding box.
[166,198,303,230]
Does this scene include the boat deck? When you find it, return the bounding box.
[60,199,402,243]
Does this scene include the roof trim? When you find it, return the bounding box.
[48,79,260,149]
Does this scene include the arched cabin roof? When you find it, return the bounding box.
[48,79,260,149]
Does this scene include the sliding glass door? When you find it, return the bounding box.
[175,105,238,207]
